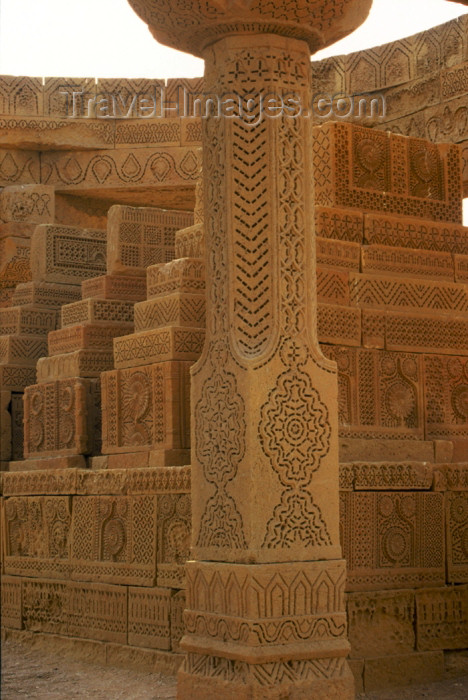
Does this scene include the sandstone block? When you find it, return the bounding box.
[156,492,190,588]
[454,254,468,283]
[174,223,204,259]
[67,582,127,644]
[11,281,81,308]
[146,258,205,299]
[364,213,468,254]
[317,303,361,346]
[37,350,114,382]
[30,224,106,284]
[70,494,157,585]
[416,585,468,651]
[23,378,99,458]
[0,389,12,460]
[107,205,192,277]
[3,495,72,579]
[113,326,204,368]
[0,306,58,336]
[423,355,468,442]
[446,492,468,583]
[101,361,191,459]
[135,293,205,331]
[316,267,350,305]
[433,464,468,492]
[48,322,133,356]
[347,589,415,657]
[315,205,363,243]
[0,364,36,391]
[128,586,171,650]
[22,578,68,634]
[0,185,55,224]
[340,491,445,590]
[0,334,47,365]
[0,222,39,240]
[339,438,436,463]
[341,462,433,491]
[316,237,361,271]
[362,244,454,281]
[81,274,147,302]
[1,576,22,629]
[313,122,462,223]
[171,590,185,652]
[61,299,135,328]
[0,235,31,285]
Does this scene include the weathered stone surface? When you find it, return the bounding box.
[416,585,468,651]
[128,586,171,650]
[81,274,147,302]
[61,299,135,328]
[134,293,205,331]
[0,306,58,335]
[446,492,468,583]
[0,334,47,365]
[0,185,55,224]
[70,495,157,585]
[48,323,133,356]
[1,576,22,629]
[146,258,205,299]
[11,281,81,308]
[30,224,106,284]
[347,590,415,657]
[37,350,114,382]
[107,205,192,277]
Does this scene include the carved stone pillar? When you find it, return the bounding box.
[127,2,372,697]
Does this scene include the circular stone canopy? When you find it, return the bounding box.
[127,0,373,58]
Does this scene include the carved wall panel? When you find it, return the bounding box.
[416,585,468,650]
[128,586,171,650]
[423,355,468,441]
[3,496,71,578]
[340,492,445,591]
[156,493,191,589]
[70,495,157,585]
[0,185,54,224]
[446,492,468,583]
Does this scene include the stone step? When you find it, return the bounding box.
[134,293,205,332]
[81,274,147,302]
[37,350,114,382]
[0,334,48,365]
[0,306,58,336]
[61,299,135,328]
[146,258,205,299]
[48,322,133,356]
[11,281,81,308]
[113,326,204,369]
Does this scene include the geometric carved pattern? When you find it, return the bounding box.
[340,491,445,591]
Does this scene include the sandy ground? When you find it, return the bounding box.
[2,639,468,699]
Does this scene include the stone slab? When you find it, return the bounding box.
[11,281,81,308]
[61,298,135,328]
[134,293,206,331]
[416,585,468,651]
[146,258,205,299]
[81,274,147,302]
[48,322,133,356]
[113,326,204,368]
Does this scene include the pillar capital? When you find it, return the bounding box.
[128,0,372,57]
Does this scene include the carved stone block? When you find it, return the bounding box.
[0,389,12,460]
[81,274,147,302]
[433,464,468,492]
[416,585,468,651]
[3,496,71,578]
[0,364,36,391]
[350,273,468,312]
[315,206,363,243]
[24,379,99,458]
[347,590,415,657]
[313,123,462,223]
[316,237,360,271]
[323,346,424,440]
[101,361,191,462]
[37,350,114,382]
[0,334,48,365]
[107,205,192,277]
[67,582,127,643]
[0,185,55,224]
[113,327,204,368]
[30,224,106,284]
[1,576,22,629]
[128,586,172,650]
[146,258,205,299]
[0,306,58,335]
[61,299,135,328]
[446,492,468,583]
[423,355,468,441]
[70,495,157,585]
[317,303,361,346]
[340,491,445,591]
[11,281,81,308]
[135,293,206,331]
[10,392,24,461]
[174,223,204,259]
[0,235,31,286]
[364,214,468,254]
[341,462,433,491]
[316,268,350,305]
[48,322,133,356]
[362,245,454,282]
[22,578,68,634]
[454,254,468,283]
[156,493,191,589]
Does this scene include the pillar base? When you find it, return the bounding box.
[178,662,354,700]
